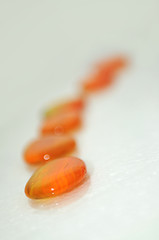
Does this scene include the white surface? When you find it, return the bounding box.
[0,0,159,239]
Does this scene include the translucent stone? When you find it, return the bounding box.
[82,57,127,92]
[41,110,82,135]
[25,156,87,199]
[24,135,76,164]
[44,98,85,118]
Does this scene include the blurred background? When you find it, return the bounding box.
[0,0,159,239]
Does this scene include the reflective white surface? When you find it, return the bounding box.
[0,0,159,239]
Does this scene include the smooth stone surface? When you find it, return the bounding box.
[41,110,82,135]
[25,156,87,199]
[44,98,85,118]
[83,57,127,92]
[24,135,76,164]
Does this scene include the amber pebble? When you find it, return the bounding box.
[44,98,85,118]
[24,135,76,164]
[83,71,113,92]
[83,57,127,92]
[97,57,127,73]
[25,156,87,199]
[41,110,82,135]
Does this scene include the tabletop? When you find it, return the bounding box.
[0,0,159,239]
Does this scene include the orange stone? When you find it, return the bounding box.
[24,135,76,164]
[41,110,82,135]
[25,156,87,199]
[83,71,113,92]
[97,57,127,73]
[83,57,127,92]
[44,98,85,118]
